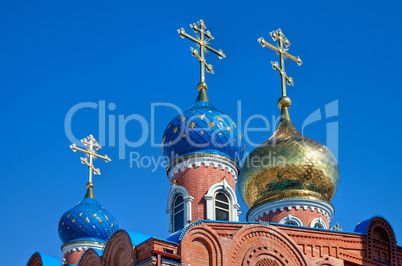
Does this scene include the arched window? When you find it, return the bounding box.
[173,195,184,232]
[214,192,230,221]
[279,214,303,226]
[167,184,193,233]
[314,223,324,228]
[310,217,327,229]
[204,179,240,221]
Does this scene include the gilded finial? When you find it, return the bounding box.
[177,20,226,102]
[258,29,302,109]
[70,134,111,198]
[331,222,343,231]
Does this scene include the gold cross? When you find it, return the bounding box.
[258,29,302,98]
[178,19,226,91]
[331,222,343,231]
[70,134,111,187]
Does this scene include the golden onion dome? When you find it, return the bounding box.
[238,102,339,209]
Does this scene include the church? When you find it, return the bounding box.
[27,20,402,266]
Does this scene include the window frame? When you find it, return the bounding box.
[173,194,185,232]
[213,191,231,221]
[204,179,240,222]
[279,214,303,226]
[310,217,327,229]
[166,183,193,233]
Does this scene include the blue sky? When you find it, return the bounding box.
[1,0,402,264]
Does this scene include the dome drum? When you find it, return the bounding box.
[61,239,105,255]
[167,154,239,180]
[247,197,335,223]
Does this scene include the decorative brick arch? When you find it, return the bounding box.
[180,222,223,266]
[366,217,397,265]
[101,230,134,266]
[227,224,308,266]
[27,253,59,266]
[27,253,42,266]
[256,258,280,266]
[79,249,102,265]
[256,258,279,266]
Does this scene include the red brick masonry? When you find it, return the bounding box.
[171,163,237,221]
[29,217,401,265]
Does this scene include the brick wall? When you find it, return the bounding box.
[178,220,402,266]
[258,206,330,228]
[61,219,402,266]
[64,249,85,265]
[136,238,180,265]
[79,249,101,265]
[171,163,236,221]
[191,238,211,266]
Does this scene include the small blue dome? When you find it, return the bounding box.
[58,197,119,244]
[162,99,244,166]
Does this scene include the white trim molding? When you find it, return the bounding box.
[166,183,194,233]
[61,241,104,255]
[310,217,328,229]
[204,179,240,222]
[247,198,334,222]
[167,156,238,180]
[279,214,303,226]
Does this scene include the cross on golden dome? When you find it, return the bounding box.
[70,134,111,198]
[178,19,226,91]
[258,29,302,105]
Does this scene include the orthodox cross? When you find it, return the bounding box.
[331,222,343,231]
[178,19,226,90]
[70,134,111,187]
[258,29,302,98]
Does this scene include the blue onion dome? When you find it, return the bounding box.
[162,88,244,168]
[58,186,119,245]
[239,98,339,210]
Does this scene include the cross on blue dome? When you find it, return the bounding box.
[162,90,244,166]
[59,135,118,245]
